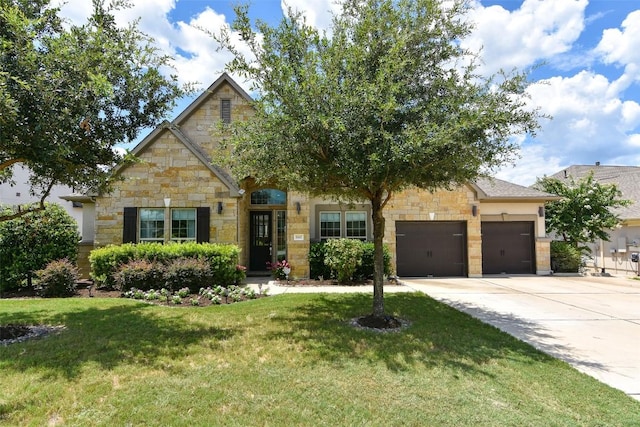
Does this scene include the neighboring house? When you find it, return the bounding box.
[81,73,558,279]
[550,164,640,276]
[0,164,83,232]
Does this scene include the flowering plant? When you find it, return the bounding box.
[266,259,291,280]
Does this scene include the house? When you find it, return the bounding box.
[80,73,558,279]
[550,164,640,276]
[0,165,84,231]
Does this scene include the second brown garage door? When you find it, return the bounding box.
[396,221,467,277]
[481,221,535,274]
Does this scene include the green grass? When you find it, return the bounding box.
[1,293,638,426]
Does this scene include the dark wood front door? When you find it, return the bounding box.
[250,211,272,271]
[396,221,467,277]
[481,221,535,274]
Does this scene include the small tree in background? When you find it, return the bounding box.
[535,173,631,253]
[0,203,80,292]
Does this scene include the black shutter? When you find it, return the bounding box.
[196,207,210,243]
[123,207,137,243]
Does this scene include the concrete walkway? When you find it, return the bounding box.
[401,275,640,401]
[247,274,640,401]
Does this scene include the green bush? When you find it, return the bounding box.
[310,241,391,280]
[163,257,213,292]
[309,242,332,280]
[35,258,79,297]
[90,242,244,288]
[0,203,80,292]
[551,241,582,273]
[355,242,392,279]
[324,238,364,284]
[112,259,164,291]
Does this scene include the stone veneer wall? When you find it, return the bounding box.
[286,191,310,278]
[94,130,239,248]
[179,81,255,153]
[383,185,482,277]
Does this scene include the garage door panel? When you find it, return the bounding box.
[396,221,467,277]
[482,222,534,274]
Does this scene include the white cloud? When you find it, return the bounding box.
[596,10,640,67]
[522,70,640,173]
[283,0,341,32]
[495,143,565,186]
[465,0,587,75]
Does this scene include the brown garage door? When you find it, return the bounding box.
[396,221,467,277]
[481,221,535,274]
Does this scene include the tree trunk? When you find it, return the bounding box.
[371,195,385,317]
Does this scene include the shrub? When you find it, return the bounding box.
[309,241,391,280]
[35,258,79,297]
[0,203,79,292]
[163,257,213,293]
[551,241,582,273]
[90,242,244,288]
[309,242,331,279]
[112,259,164,291]
[355,242,392,279]
[324,238,364,284]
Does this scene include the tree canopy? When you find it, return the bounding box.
[0,0,188,221]
[216,0,542,318]
[535,174,631,252]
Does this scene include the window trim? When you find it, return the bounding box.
[315,204,372,241]
[345,211,368,239]
[170,208,197,242]
[319,211,342,239]
[139,208,165,243]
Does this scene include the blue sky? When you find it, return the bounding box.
[55,0,640,186]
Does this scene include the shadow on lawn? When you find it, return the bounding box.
[0,300,235,379]
[268,293,557,375]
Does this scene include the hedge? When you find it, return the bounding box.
[89,242,245,288]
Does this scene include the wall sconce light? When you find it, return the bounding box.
[164,198,171,208]
[295,201,301,215]
[538,206,545,217]
[217,201,223,214]
[429,212,435,221]
[471,205,478,217]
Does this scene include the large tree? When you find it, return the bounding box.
[535,174,631,252]
[216,0,541,320]
[0,0,187,221]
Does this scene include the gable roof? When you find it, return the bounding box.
[112,73,251,197]
[549,164,640,220]
[174,73,253,126]
[471,177,559,202]
[121,121,240,196]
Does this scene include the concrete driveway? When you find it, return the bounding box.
[401,275,640,401]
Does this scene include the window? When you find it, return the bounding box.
[171,209,196,241]
[346,212,367,239]
[221,99,231,124]
[139,208,164,242]
[320,212,341,238]
[250,189,286,205]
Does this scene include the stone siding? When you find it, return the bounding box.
[384,186,482,277]
[94,130,238,247]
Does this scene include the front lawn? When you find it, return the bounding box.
[1,293,638,426]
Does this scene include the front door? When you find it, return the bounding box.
[250,211,273,271]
